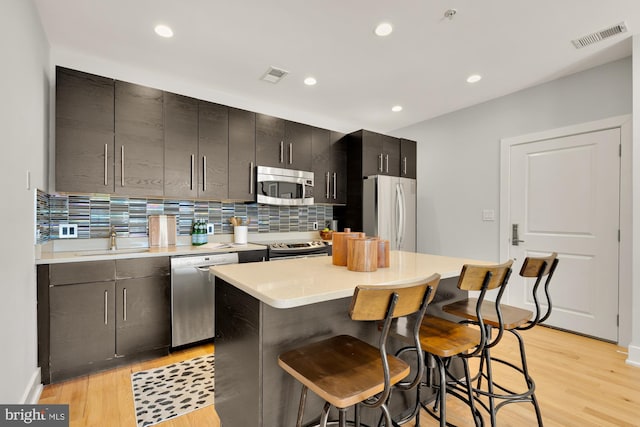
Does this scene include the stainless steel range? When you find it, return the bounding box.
[266,241,331,260]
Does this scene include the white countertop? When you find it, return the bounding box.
[210,251,488,309]
[36,242,267,264]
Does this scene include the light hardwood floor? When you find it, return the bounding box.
[39,326,640,426]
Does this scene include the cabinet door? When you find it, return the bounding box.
[400,138,417,179]
[285,121,312,171]
[228,108,256,201]
[256,113,285,168]
[114,81,164,197]
[330,131,348,204]
[362,130,384,177]
[55,67,114,193]
[198,101,228,199]
[115,276,170,355]
[164,93,198,199]
[382,135,400,176]
[49,281,116,380]
[311,127,332,203]
[238,249,268,263]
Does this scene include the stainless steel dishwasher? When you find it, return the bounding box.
[170,252,239,347]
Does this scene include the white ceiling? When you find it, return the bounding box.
[33,0,640,134]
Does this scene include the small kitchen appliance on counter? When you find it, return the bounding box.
[148,215,177,247]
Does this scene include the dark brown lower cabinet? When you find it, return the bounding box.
[39,258,170,383]
[49,280,116,381]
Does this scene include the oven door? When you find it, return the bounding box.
[257,166,314,206]
[268,253,328,261]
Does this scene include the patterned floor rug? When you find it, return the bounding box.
[131,354,215,427]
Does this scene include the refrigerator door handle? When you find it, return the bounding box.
[398,183,406,249]
[395,183,403,249]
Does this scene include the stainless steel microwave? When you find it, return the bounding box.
[256,166,314,206]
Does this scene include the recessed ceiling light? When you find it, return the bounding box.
[391,105,403,112]
[375,22,393,37]
[154,24,174,38]
[466,74,482,83]
[304,77,317,86]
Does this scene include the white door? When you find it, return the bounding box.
[506,128,620,341]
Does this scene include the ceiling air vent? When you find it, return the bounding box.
[261,66,289,83]
[572,22,628,49]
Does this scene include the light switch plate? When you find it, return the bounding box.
[59,223,78,238]
[482,209,496,222]
[207,223,215,235]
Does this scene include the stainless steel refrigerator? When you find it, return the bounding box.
[363,175,416,251]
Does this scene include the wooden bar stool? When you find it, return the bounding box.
[278,274,441,427]
[416,261,513,427]
[443,253,558,426]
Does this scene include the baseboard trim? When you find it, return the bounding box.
[21,367,43,404]
[626,343,640,367]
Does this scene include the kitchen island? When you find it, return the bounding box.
[211,251,487,426]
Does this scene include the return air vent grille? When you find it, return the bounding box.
[572,22,627,49]
[261,66,289,83]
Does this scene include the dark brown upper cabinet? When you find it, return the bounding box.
[163,92,199,199]
[114,81,164,197]
[198,101,228,200]
[400,138,417,179]
[350,130,401,177]
[256,114,312,171]
[55,67,115,193]
[312,128,347,204]
[228,108,256,201]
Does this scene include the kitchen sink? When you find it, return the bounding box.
[75,248,150,256]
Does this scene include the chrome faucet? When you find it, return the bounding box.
[109,226,117,251]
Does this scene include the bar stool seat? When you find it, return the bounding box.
[278,275,441,427]
[279,334,411,409]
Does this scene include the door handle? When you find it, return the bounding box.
[379,153,383,172]
[289,143,293,165]
[280,141,284,164]
[104,144,108,186]
[512,224,525,246]
[385,154,389,173]
[202,156,207,192]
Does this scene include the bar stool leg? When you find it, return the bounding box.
[338,408,347,427]
[297,385,308,427]
[434,356,447,427]
[512,330,543,426]
[483,345,498,427]
[462,357,484,427]
[320,402,331,427]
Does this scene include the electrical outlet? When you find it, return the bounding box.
[312,222,318,230]
[207,223,215,235]
[59,223,78,238]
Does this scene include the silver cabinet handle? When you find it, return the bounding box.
[104,290,108,325]
[104,144,108,186]
[379,153,383,172]
[403,157,407,176]
[250,161,254,194]
[203,156,207,192]
[120,146,125,187]
[190,154,195,190]
[279,141,284,164]
[326,172,330,199]
[289,143,293,165]
[385,154,389,173]
[123,288,127,321]
[333,172,337,200]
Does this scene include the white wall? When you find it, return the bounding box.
[629,37,640,367]
[393,57,634,348]
[0,0,49,403]
[395,56,631,261]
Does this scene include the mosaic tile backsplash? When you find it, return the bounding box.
[36,190,333,243]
